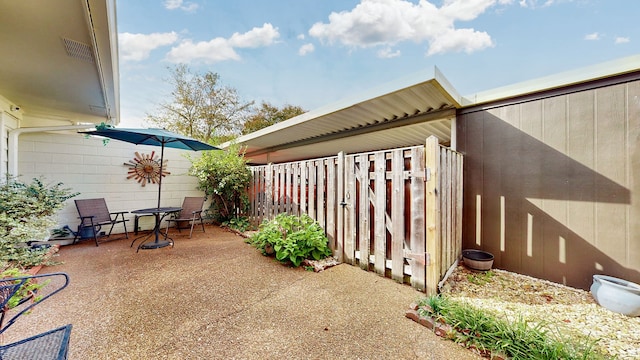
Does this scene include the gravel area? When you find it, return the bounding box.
[440,265,640,359]
[2,226,478,359]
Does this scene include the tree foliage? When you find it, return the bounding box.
[188,143,252,223]
[241,102,306,135]
[146,64,254,144]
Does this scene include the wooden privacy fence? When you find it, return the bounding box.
[248,136,463,294]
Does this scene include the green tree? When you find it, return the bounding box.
[146,64,254,144]
[241,102,306,135]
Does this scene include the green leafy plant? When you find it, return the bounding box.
[189,143,252,224]
[0,177,78,267]
[222,216,252,232]
[417,295,605,360]
[247,213,332,267]
[1,269,48,310]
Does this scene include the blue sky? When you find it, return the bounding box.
[116,0,639,128]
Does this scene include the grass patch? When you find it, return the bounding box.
[417,295,606,360]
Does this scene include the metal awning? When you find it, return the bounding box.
[225,67,462,164]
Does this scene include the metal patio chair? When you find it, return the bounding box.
[164,196,206,238]
[0,272,72,360]
[73,198,129,246]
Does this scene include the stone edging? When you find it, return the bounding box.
[405,302,507,360]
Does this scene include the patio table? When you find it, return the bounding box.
[130,207,181,252]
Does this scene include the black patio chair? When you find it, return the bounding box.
[164,196,206,238]
[74,198,129,246]
[0,272,72,360]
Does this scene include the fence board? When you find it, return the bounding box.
[326,158,337,251]
[336,152,345,261]
[344,155,356,264]
[358,154,371,270]
[374,152,387,275]
[391,149,405,282]
[425,136,441,295]
[317,160,326,229]
[410,147,426,290]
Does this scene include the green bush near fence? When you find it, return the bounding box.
[247,213,332,267]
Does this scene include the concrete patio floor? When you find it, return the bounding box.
[4,225,479,359]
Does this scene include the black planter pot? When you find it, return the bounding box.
[462,249,494,271]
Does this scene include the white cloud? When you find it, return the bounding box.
[164,0,199,12]
[615,37,630,44]
[519,0,554,8]
[308,0,503,56]
[297,34,306,40]
[229,23,280,48]
[165,38,240,63]
[584,32,600,41]
[165,24,280,64]
[298,43,315,56]
[119,32,179,61]
[377,47,401,58]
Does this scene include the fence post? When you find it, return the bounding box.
[425,136,441,295]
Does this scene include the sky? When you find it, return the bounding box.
[115,0,639,128]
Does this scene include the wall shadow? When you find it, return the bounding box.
[459,110,639,290]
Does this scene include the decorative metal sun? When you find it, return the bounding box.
[124,151,170,186]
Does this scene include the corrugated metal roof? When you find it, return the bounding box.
[226,67,461,164]
[226,55,640,165]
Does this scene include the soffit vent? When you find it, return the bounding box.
[89,105,107,115]
[62,38,95,63]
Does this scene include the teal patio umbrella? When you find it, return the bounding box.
[81,127,218,209]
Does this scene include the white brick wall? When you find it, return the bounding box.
[17,132,208,234]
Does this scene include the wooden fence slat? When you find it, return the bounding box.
[391,149,405,282]
[317,160,326,229]
[336,152,345,262]
[344,155,356,264]
[293,165,300,216]
[425,136,441,295]
[300,161,307,215]
[374,152,386,275]
[326,158,336,251]
[308,161,316,220]
[410,147,426,290]
[358,154,370,270]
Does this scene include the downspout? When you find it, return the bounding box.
[7,125,95,177]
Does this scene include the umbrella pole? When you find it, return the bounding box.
[157,144,164,209]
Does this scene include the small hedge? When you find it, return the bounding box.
[247,213,332,267]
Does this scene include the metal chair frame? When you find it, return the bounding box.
[164,197,206,238]
[74,198,129,246]
[0,273,72,360]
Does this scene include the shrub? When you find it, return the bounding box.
[247,213,332,267]
[0,177,78,268]
[189,143,252,223]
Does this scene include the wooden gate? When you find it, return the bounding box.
[248,136,463,294]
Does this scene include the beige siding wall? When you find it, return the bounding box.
[17,132,205,234]
[458,78,640,290]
